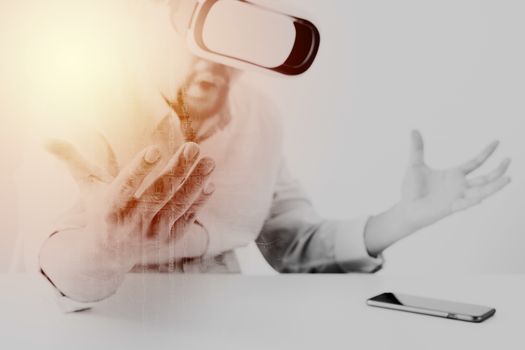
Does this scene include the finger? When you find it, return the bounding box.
[459,140,499,174]
[97,132,119,178]
[163,157,216,220]
[45,139,112,184]
[132,143,200,223]
[409,130,425,166]
[465,176,511,201]
[157,182,215,240]
[168,219,208,257]
[173,182,215,226]
[161,141,201,182]
[467,158,511,187]
[452,177,511,212]
[111,145,161,210]
[135,142,200,204]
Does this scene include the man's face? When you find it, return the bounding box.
[166,1,239,118]
[179,56,237,119]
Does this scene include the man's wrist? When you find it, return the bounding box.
[40,228,132,302]
[364,202,417,256]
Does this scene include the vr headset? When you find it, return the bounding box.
[170,0,320,75]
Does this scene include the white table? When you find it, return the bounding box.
[0,274,522,350]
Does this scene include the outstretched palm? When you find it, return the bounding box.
[401,130,511,230]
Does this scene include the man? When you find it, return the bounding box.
[38,5,511,305]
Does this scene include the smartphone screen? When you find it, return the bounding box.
[367,292,496,322]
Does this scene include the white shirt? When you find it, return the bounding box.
[12,82,382,309]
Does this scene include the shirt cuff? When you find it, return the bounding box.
[333,216,384,273]
[40,268,96,313]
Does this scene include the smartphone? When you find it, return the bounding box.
[367,292,496,323]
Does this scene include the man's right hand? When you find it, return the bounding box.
[96,142,214,261]
[40,140,215,301]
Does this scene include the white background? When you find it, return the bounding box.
[245,0,525,274]
[0,0,524,273]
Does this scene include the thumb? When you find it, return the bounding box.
[45,139,112,185]
[409,130,425,166]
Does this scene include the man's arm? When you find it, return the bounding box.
[40,226,135,303]
[258,131,510,273]
[40,141,215,303]
[256,162,383,273]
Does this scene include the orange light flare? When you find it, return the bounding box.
[1,0,189,140]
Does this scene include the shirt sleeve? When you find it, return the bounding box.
[39,208,99,313]
[256,161,384,273]
[40,265,96,313]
